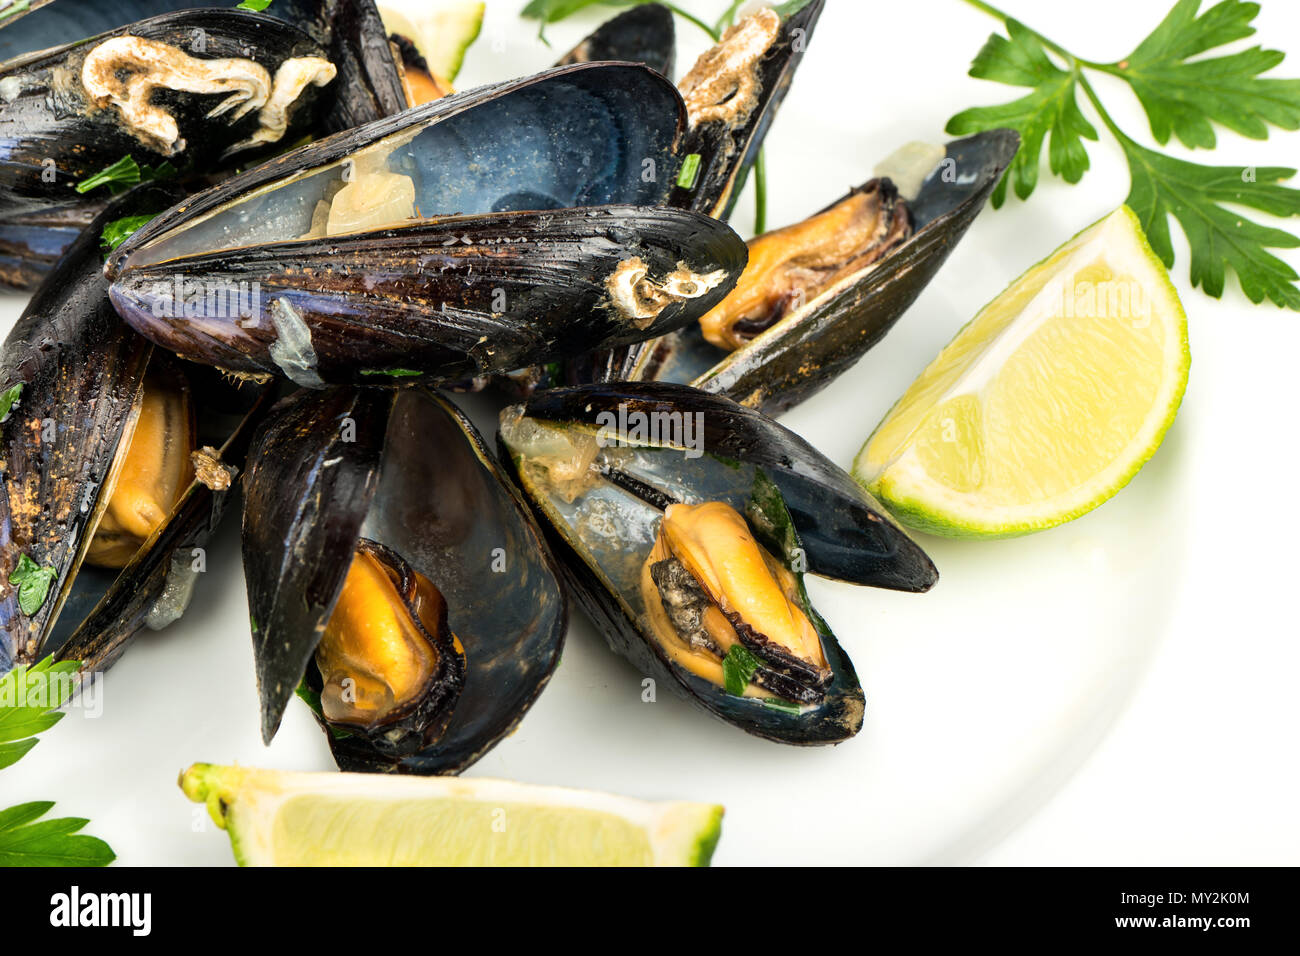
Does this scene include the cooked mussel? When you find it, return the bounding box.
[535,2,823,394]
[0,0,404,130]
[242,386,566,773]
[105,63,749,387]
[668,1,824,220]
[388,32,453,107]
[83,368,195,569]
[313,538,466,756]
[0,0,405,288]
[698,178,912,351]
[0,186,273,677]
[0,10,337,222]
[644,501,831,706]
[498,382,937,744]
[629,130,1020,413]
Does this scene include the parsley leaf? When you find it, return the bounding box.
[520,0,608,40]
[952,0,1300,310]
[0,1,30,24]
[236,0,273,10]
[0,802,115,866]
[75,155,176,196]
[100,214,157,254]
[0,383,21,423]
[946,18,1097,205]
[358,367,423,378]
[1120,138,1300,306]
[8,553,57,616]
[75,155,141,194]
[1111,0,1300,149]
[721,644,760,697]
[0,657,79,770]
[0,659,115,865]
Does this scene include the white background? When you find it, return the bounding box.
[2,0,1299,865]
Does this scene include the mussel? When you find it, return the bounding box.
[105,63,749,387]
[0,10,337,218]
[498,382,937,744]
[0,185,273,677]
[0,0,404,130]
[668,1,824,220]
[525,2,823,396]
[628,130,1021,413]
[0,0,405,288]
[242,387,566,773]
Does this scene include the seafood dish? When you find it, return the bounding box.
[0,1,1012,776]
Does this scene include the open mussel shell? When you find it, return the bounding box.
[540,1,823,392]
[0,10,337,223]
[556,3,675,76]
[0,185,273,676]
[0,0,403,129]
[669,0,824,220]
[242,387,567,774]
[630,130,1021,414]
[497,383,930,743]
[501,381,937,590]
[106,63,748,386]
[0,0,402,288]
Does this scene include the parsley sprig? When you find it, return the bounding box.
[74,155,176,196]
[948,0,1300,309]
[0,658,115,866]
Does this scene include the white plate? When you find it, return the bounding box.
[1,1,1260,865]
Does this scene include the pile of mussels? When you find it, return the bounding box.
[0,0,1017,772]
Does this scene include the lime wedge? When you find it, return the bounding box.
[181,763,723,866]
[853,206,1189,538]
[377,0,484,83]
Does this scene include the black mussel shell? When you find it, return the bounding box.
[111,205,746,387]
[242,386,566,774]
[497,382,916,744]
[0,0,402,129]
[0,185,273,677]
[502,382,937,590]
[556,3,675,76]
[631,129,1021,414]
[0,205,94,290]
[0,1,402,289]
[107,63,749,386]
[668,0,824,220]
[0,10,336,222]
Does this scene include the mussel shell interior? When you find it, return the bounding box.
[243,387,565,773]
[117,63,686,269]
[499,386,868,744]
[509,383,937,592]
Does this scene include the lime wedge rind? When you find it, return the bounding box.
[181,763,723,867]
[853,206,1190,538]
